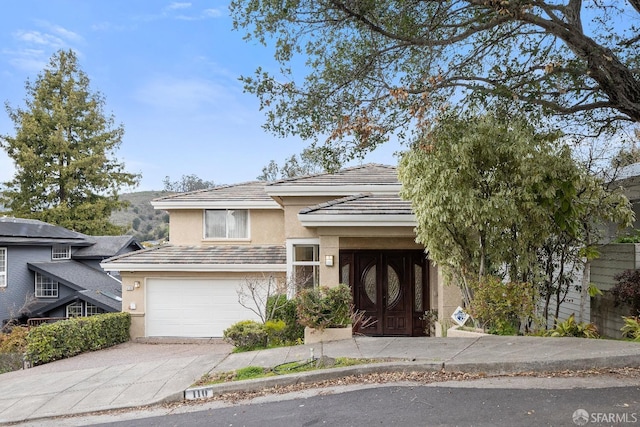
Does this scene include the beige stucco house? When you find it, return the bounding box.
[102,164,461,339]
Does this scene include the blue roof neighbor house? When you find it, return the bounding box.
[0,217,142,325]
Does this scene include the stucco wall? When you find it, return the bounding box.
[168,209,285,246]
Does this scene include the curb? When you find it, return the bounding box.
[184,355,640,401]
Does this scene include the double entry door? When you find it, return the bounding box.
[340,250,429,336]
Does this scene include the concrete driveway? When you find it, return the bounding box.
[0,340,232,424]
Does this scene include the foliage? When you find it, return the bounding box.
[296,284,351,330]
[621,316,640,342]
[615,230,640,244]
[263,319,287,346]
[109,191,171,243]
[469,277,537,335]
[162,174,215,193]
[24,313,130,366]
[266,294,304,343]
[0,49,139,234]
[257,147,337,181]
[420,310,438,337]
[611,269,640,316]
[237,275,288,324]
[399,109,633,319]
[230,1,640,164]
[223,320,268,351]
[544,314,599,339]
[0,326,28,353]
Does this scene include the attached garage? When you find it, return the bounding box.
[146,278,259,337]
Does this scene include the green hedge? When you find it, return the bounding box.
[25,312,130,366]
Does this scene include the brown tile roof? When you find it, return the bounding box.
[102,244,286,267]
[268,163,399,187]
[151,181,279,208]
[299,193,413,216]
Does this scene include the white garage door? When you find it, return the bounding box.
[146,279,259,337]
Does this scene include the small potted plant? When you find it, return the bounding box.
[296,284,352,344]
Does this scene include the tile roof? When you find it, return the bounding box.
[268,163,399,187]
[299,193,413,216]
[151,181,280,208]
[102,244,286,270]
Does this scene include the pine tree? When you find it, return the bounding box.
[0,49,140,234]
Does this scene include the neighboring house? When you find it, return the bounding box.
[102,164,461,339]
[0,217,143,325]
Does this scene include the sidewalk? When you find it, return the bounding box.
[1,336,639,424]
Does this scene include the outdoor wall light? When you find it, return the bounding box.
[325,255,334,267]
[134,281,140,288]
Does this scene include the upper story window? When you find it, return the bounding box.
[0,248,6,288]
[35,272,58,298]
[204,209,249,239]
[52,245,71,260]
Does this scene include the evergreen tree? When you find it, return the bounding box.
[0,49,140,234]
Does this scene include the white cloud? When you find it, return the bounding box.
[202,9,223,18]
[13,30,65,49]
[3,48,48,73]
[166,2,192,11]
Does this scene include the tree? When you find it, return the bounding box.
[230,1,640,161]
[398,110,633,319]
[257,147,336,181]
[162,174,215,192]
[0,50,139,234]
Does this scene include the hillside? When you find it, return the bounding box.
[111,191,171,243]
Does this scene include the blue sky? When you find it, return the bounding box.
[0,1,400,191]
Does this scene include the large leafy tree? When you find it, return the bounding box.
[230,1,640,160]
[0,49,140,234]
[257,147,338,181]
[163,174,215,193]
[398,110,633,314]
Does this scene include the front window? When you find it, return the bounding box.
[204,209,249,239]
[66,301,83,317]
[52,245,71,260]
[293,244,319,290]
[86,303,104,316]
[35,272,58,298]
[0,248,6,287]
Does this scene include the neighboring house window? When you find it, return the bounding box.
[0,248,6,288]
[292,244,320,290]
[204,209,249,239]
[86,303,104,316]
[52,245,71,260]
[35,272,58,298]
[66,301,83,317]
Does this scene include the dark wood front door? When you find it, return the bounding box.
[340,250,429,336]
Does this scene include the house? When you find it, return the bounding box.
[101,164,462,339]
[0,217,143,325]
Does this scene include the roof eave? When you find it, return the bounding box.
[266,184,402,197]
[298,214,416,227]
[151,200,282,210]
[100,263,287,273]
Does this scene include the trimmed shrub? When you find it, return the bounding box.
[266,294,304,343]
[25,312,130,366]
[470,276,537,335]
[297,284,351,331]
[263,319,286,346]
[223,320,268,351]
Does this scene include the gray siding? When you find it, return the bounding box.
[590,243,640,291]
